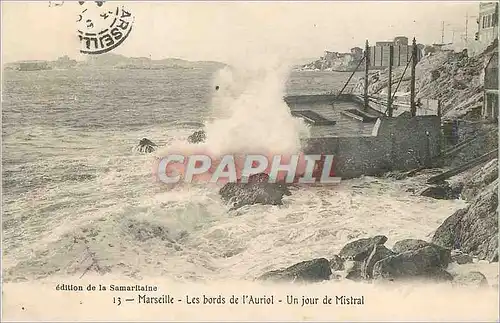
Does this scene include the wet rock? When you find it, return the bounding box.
[392,239,429,253]
[450,249,473,264]
[258,258,332,283]
[392,239,451,268]
[372,246,453,282]
[344,261,363,282]
[362,244,396,279]
[338,235,388,261]
[432,180,498,262]
[187,130,206,144]
[219,173,292,210]
[329,255,344,271]
[420,182,460,200]
[136,138,157,153]
[431,208,466,249]
[452,271,489,288]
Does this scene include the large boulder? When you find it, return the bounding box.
[372,245,454,282]
[392,238,429,253]
[258,258,332,283]
[419,182,460,200]
[392,239,451,268]
[338,235,388,261]
[219,173,292,210]
[432,179,498,262]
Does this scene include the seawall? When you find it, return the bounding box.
[301,112,441,179]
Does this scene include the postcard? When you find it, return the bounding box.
[2,1,499,321]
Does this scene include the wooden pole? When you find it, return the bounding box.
[364,40,370,111]
[426,149,498,184]
[410,37,417,117]
[336,56,365,98]
[388,45,394,117]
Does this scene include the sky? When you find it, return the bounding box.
[1,1,481,65]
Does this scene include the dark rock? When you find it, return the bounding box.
[136,138,157,153]
[362,244,396,279]
[372,245,453,282]
[392,239,429,253]
[258,258,332,283]
[420,182,460,200]
[219,173,292,210]
[187,130,206,144]
[450,249,473,264]
[392,239,451,268]
[329,255,344,271]
[431,208,467,249]
[452,271,489,288]
[338,235,388,261]
[432,180,498,262]
[345,261,363,281]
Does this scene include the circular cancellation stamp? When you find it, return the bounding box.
[76,1,134,54]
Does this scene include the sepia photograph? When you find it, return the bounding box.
[1,0,499,321]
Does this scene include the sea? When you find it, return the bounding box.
[2,66,498,321]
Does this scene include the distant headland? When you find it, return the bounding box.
[3,53,227,71]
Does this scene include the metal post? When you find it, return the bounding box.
[364,40,370,111]
[388,45,394,117]
[410,38,417,117]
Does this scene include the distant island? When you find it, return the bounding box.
[3,53,226,71]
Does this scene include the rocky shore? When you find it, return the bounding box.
[254,157,498,288]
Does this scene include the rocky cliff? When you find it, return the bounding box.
[432,160,498,262]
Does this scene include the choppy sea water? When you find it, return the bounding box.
[2,67,470,283]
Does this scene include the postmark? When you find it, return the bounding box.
[76,1,134,55]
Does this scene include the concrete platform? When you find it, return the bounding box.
[285,94,383,137]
